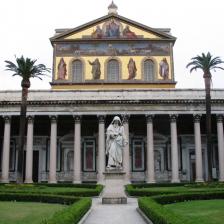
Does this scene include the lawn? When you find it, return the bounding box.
[0,201,66,224]
[164,199,224,224]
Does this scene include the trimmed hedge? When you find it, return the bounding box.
[0,193,79,204]
[138,197,189,224]
[0,184,103,197]
[130,183,189,188]
[138,192,224,224]
[153,191,224,205]
[126,183,224,197]
[126,184,180,196]
[41,198,91,224]
[0,193,91,224]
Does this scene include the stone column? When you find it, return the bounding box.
[170,115,180,183]
[49,116,57,183]
[217,115,224,182]
[98,115,105,184]
[1,116,11,183]
[194,114,204,182]
[24,116,34,183]
[73,115,81,183]
[146,115,155,183]
[123,115,130,183]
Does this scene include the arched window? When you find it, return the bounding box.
[143,59,154,81]
[107,59,119,81]
[72,60,83,82]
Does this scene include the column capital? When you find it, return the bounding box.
[193,114,201,123]
[122,114,130,124]
[73,115,82,123]
[27,116,34,122]
[146,114,154,123]
[169,114,178,123]
[3,116,11,122]
[98,115,106,123]
[217,114,223,123]
[50,115,57,122]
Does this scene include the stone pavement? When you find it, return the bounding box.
[82,197,146,224]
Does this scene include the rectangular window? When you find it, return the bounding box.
[83,139,96,172]
[132,138,145,171]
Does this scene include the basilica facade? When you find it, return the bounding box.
[1,3,224,184]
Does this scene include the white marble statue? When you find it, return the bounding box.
[106,116,128,169]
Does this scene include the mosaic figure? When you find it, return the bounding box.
[127,58,137,80]
[88,58,101,79]
[91,25,103,38]
[57,58,67,80]
[123,25,137,38]
[159,58,169,80]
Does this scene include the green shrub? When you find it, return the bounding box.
[41,198,91,224]
[130,183,189,188]
[153,191,224,205]
[0,193,79,204]
[125,184,180,196]
[138,191,224,224]
[0,184,103,197]
[138,197,189,224]
[125,183,224,197]
[0,193,91,224]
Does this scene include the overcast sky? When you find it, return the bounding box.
[0,0,223,90]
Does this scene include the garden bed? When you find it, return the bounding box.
[138,191,224,224]
[0,183,103,197]
[0,193,91,224]
[126,182,224,196]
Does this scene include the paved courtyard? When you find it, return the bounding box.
[83,197,146,224]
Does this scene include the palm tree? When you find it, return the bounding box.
[5,56,50,183]
[186,52,224,181]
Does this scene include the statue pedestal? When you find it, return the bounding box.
[102,170,127,204]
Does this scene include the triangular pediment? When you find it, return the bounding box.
[50,14,176,42]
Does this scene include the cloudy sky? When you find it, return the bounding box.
[0,0,223,90]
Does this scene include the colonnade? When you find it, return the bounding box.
[1,114,224,183]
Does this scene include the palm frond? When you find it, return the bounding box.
[186,52,224,76]
[5,56,51,85]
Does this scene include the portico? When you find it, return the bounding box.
[0,89,224,183]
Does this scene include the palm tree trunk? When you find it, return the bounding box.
[17,87,28,183]
[204,75,212,181]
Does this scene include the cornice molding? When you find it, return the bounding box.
[1,99,224,106]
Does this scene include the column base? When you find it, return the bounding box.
[171,179,180,183]
[73,180,81,184]
[0,179,9,183]
[48,180,57,184]
[195,178,204,183]
[147,179,156,184]
[218,178,224,182]
[24,179,33,184]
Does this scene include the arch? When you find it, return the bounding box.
[105,57,122,81]
[69,58,85,82]
[141,57,157,82]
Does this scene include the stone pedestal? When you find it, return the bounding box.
[102,170,127,204]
